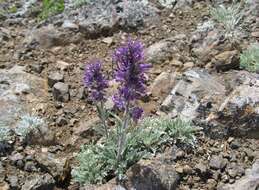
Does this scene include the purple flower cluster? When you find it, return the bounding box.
[83,60,108,102]
[112,39,151,120]
[83,39,150,122]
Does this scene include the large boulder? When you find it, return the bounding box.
[125,159,180,190]
[161,69,259,138]
[46,0,159,40]
[146,35,188,65]
[0,65,47,130]
[35,152,71,185]
[21,174,55,190]
[218,160,259,190]
[161,68,226,119]
[24,25,79,49]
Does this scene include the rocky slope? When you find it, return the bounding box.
[0,0,258,190]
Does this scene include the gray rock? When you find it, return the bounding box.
[161,69,259,139]
[35,152,70,184]
[126,159,180,190]
[195,162,209,176]
[0,162,5,182]
[150,72,177,97]
[56,116,68,126]
[21,174,55,190]
[53,82,70,102]
[16,160,25,169]
[7,175,19,189]
[62,20,79,30]
[218,160,259,190]
[209,155,228,170]
[47,72,64,88]
[161,68,226,120]
[13,0,37,17]
[73,117,100,138]
[0,27,11,43]
[191,25,222,64]
[213,50,240,72]
[174,0,193,10]
[227,163,245,178]
[17,119,56,146]
[0,181,10,190]
[77,87,87,100]
[14,83,30,95]
[9,153,24,164]
[146,38,178,64]
[24,25,74,49]
[0,65,47,132]
[75,0,158,38]
[30,63,44,74]
[24,161,37,172]
[230,140,240,149]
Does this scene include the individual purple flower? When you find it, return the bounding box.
[131,107,143,122]
[83,60,108,101]
[112,39,151,110]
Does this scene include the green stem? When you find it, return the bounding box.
[116,103,130,175]
[96,101,109,138]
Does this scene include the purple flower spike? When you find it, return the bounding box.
[131,107,143,122]
[112,39,151,110]
[83,60,108,102]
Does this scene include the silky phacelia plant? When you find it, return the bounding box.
[81,38,151,182]
[112,39,151,170]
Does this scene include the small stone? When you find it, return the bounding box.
[195,162,208,175]
[77,87,87,100]
[222,174,229,183]
[62,20,79,30]
[183,62,194,69]
[213,50,239,72]
[48,72,64,88]
[0,182,10,190]
[209,155,227,170]
[53,82,70,102]
[30,64,43,74]
[245,149,254,160]
[207,179,217,189]
[7,175,18,189]
[9,153,24,164]
[0,162,5,182]
[56,116,68,126]
[212,171,220,180]
[227,137,234,143]
[227,163,245,178]
[14,83,30,94]
[251,31,259,38]
[170,59,183,67]
[176,150,185,160]
[183,165,192,174]
[150,72,176,97]
[230,140,240,149]
[24,161,37,172]
[25,155,34,162]
[56,60,70,71]
[176,165,184,174]
[146,39,176,65]
[16,160,24,169]
[102,37,113,46]
[229,178,235,184]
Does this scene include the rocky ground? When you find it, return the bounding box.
[0,0,259,190]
